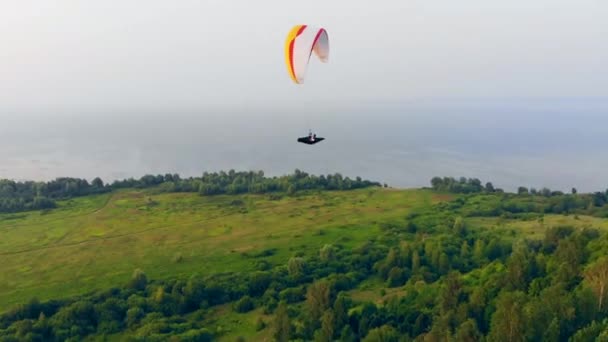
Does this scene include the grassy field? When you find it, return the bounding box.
[0,188,446,311]
[467,214,608,239]
[6,187,608,340]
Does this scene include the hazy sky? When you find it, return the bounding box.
[1,1,607,191]
[1,0,607,116]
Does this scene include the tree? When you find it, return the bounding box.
[542,318,560,341]
[385,247,402,269]
[453,216,465,236]
[517,187,529,195]
[468,287,487,331]
[386,267,407,287]
[319,244,335,262]
[506,243,531,290]
[488,291,526,342]
[362,325,399,342]
[273,301,291,342]
[128,269,147,291]
[92,177,104,188]
[428,312,453,341]
[460,241,470,259]
[234,295,254,313]
[473,239,486,264]
[340,326,357,342]
[455,319,482,342]
[126,307,144,328]
[315,309,335,342]
[431,177,443,190]
[485,182,495,192]
[256,317,266,331]
[554,238,583,285]
[248,271,272,297]
[287,257,306,278]
[412,250,420,272]
[306,280,331,324]
[439,253,450,274]
[333,294,349,333]
[570,320,608,341]
[584,257,608,312]
[440,272,463,313]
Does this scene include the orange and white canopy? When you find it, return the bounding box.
[284,25,329,84]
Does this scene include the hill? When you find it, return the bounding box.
[2,179,608,341]
[0,187,438,310]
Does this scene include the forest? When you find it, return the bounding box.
[2,174,608,341]
[0,170,382,213]
[431,176,608,217]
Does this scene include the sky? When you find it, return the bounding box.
[1,1,607,191]
[1,0,607,115]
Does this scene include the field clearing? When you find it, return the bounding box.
[467,214,608,239]
[0,188,446,310]
[348,277,408,305]
[210,305,275,342]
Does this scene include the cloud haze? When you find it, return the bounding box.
[1,0,606,116]
[1,1,607,192]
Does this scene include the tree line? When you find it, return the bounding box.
[430,175,608,197]
[0,170,381,214]
[431,176,608,217]
[2,195,608,340]
[0,177,108,213]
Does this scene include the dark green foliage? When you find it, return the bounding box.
[255,317,266,331]
[280,287,305,304]
[430,176,486,194]
[386,267,408,287]
[570,319,608,341]
[190,169,380,196]
[4,181,608,341]
[128,269,148,291]
[362,324,400,341]
[455,319,482,342]
[431,176,608,219]
[0,177,109,213]
[273,301,291,342]
[247,271,273,297]
[0,170,380,214]
[233,296,254,313]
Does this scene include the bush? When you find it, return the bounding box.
[386,267,409,287]
[255,317,266,331]
[172,253,184,263]
[233,296,254,313]
[279,287,305,304]
[128,269,148,291]
[178,328,213,342]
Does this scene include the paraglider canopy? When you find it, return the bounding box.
[285,25,329,84]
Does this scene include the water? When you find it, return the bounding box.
[1,98,607,192]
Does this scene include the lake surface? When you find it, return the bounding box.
[1,99,607,192]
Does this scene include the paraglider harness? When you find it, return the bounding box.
[297,130,325,145]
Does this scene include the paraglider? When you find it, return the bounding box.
[284,25,329,84]
[285,25,329,144]
[297,130,325,145]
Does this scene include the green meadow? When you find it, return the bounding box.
[4,183,608,341]
[0,188,445,311]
